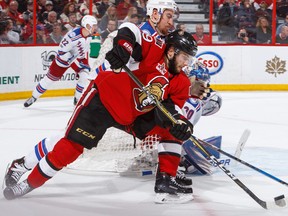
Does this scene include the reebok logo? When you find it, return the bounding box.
[119,40,133,55]
[76,128,96,139]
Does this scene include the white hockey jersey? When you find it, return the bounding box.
[56,27,92,68]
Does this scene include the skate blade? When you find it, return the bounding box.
[154,193,194,204]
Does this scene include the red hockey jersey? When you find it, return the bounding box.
[94,31,191,125]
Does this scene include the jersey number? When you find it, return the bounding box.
[183,106,194,120]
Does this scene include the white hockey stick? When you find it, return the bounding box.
[232,129,251,165]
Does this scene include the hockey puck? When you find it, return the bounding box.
[274,195,286,207]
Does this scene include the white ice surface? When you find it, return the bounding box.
[0,92,288,216]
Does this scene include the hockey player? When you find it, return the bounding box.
[23,15,98,107]
[3,27,197,202]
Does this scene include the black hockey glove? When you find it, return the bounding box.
[169,117,194,141]
[154,99,179,128]
[105,27,142,70]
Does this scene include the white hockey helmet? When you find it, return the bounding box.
[81,15,97,33]
[146,0,178,17]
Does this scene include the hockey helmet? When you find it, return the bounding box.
[146,0,178,17]
[165,30,198,57]
[81,15,97,32]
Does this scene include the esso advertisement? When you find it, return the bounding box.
[196,51,224,75]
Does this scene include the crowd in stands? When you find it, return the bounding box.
[0,0,287,45]
[0,0,148,44]
[214,0,288,44]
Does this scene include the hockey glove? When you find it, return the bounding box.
[169,117,193,141]
[105,27,141,71]
[154,99,179,128]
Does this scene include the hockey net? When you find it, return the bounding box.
[65,127,159,176]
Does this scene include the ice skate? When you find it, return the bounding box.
[175,170,192,186]
[24,96,37,107]
[3,180,34,200]
[154,172,194,204]
[4,157,30,187]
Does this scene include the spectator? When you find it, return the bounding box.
[0,0,10,13]
[255,16,272,43]
[234,27,256,44]
[100,18,117,41]
[276,25,288,44]
[37,0,49,23]
[97,0,110,18]
[123,6,137,22]
[98,4,117,31]
[60,2,82,24]
[116,0,132,20]
[42,1,55,23]
[47,23,63,44]
[27,24,48,44]
[79,0,99,18]
[216,0,239,42]
[64,13,80,31]
[134,0,147,19]
[7,0,25,27]
[22,0,34,19]
[44,11,61,34]
[6,17,20,43]
[21,13,34,43]
[276,13,288,35]
[253,0,273,11]
[0,19,10,44]
[192,23,210,44]
[52,0,70,15]
[254,0,272,22]
[176,22,186,31]
[128,13,140,24]
[236,0,257,29]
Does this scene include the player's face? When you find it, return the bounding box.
[157,9,174,35]
[174,51,191,73]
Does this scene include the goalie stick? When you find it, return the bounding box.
[234,129,250,159]
[122,65,287,210]
[197,138,288,187]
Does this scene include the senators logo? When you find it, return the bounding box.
[133,76,169,112]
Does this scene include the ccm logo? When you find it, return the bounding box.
[76,128,96,139]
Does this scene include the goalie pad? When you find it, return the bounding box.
[181,136,222,175]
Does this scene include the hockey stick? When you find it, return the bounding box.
[197,137,288,187]
[234,129,250,159]
[122,65,286,209]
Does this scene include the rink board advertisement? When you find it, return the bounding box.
[0,47,77,93]
[0,46,288,99]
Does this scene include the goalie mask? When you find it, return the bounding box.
[187,62,210,83]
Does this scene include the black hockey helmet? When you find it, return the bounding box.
[165,30,198,57]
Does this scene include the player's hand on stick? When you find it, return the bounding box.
[169,117,194,141]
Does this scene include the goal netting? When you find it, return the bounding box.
[65,127,159,176]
